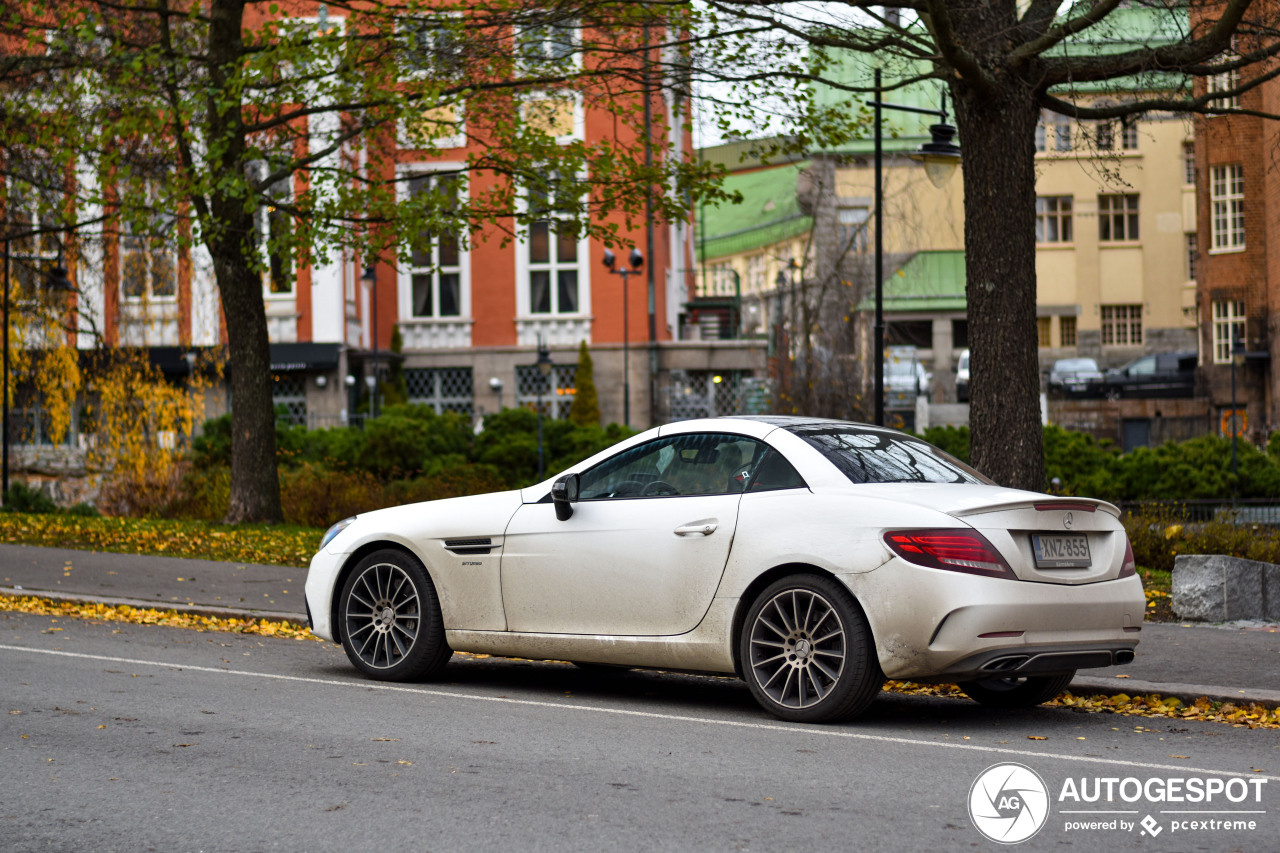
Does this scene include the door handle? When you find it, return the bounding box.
[674,520,718,536]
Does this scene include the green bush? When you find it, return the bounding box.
[2,482,60,514]
[1125,510,1280,572]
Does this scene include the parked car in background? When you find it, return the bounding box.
[1103,351,1197,399]
[955,349,970,402]
[884,345,926,409]
[1047,357,1105,398]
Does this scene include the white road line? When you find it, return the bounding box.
[3,642,1276,782]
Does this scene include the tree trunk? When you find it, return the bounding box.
[207,0,283,523]
[951,82,1046,492]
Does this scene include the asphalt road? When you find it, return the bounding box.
[3,611,1277,853]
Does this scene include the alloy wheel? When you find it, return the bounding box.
[343,562,421,670]
[747,588,847,710]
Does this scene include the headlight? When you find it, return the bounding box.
[319,517,356,551]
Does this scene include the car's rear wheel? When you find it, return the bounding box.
[740,575,882,723]
[957,671,1075,709]
[338,549,451,681]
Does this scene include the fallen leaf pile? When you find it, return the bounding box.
[1145,587,1171,609]
[1,593,319,641]
[884,680,1280,729]
[0,515,319,567]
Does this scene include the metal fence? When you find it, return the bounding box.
[1119,499,1280,526]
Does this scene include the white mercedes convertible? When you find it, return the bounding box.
[304,416,1145,723]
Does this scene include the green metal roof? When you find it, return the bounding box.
[695,163,812,260]
[858,250,967,313]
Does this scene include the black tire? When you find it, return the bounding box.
[739,574,883,723]
[957,671,1076,709]
[338,548,452,682]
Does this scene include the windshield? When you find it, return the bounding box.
[784,425,993,486]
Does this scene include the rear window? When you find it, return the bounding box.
[784,425,993,486]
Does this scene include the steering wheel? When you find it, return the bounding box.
[642,480,680,497]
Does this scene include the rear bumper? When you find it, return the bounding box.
[840,561,1145,680]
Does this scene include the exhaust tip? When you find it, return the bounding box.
[1114,649,1135,665]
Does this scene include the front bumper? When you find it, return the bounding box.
[303,548,344,642]
[841,559,1145,680]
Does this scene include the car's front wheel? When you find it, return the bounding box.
[957,672,1075,709]
[740,575,882,723]
[338,548,451,681]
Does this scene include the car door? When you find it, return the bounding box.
[500,433,763,636]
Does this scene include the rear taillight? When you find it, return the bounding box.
[1118,536,1137,578]
[883,529,1016,579]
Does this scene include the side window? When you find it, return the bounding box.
[578,434,794,499]
[746,448,807,493]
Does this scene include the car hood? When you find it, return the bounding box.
[813,482,1119,520]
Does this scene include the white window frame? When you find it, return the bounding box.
[1183,142,1196,185]
[396,13,464,81]
[251,164,296,300]
[396,162,471,323]
[1186,233,1198,281]
[1207,57,1241,110]
[121,178,178,304]
[1212,299,1246,364]
[514,175,590,320]
[520,90,585,145]
[1210,164,1245,253]
[516,15,581,72]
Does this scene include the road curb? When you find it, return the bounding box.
[0,586,308,627]
[1071,674,1280,708]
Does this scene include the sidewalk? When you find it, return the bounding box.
[2,543,1278,707]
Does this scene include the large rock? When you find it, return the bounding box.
[1172,554,1280,622]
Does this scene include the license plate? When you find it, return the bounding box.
[1032,533,1091,568]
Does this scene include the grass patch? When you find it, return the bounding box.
[0,514,321,567]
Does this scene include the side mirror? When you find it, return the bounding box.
[551,473,580,521]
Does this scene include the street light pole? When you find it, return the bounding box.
[535,335,553,479]
[602,248,643,427]
[361,264,378,419]
[869,69,961,426]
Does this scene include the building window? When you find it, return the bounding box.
[1207,58,1241,110]
[122,180,177,301]
[1037,317,1051,348]
[405,367,473,414]
[1098,194,1139,242]
[1121,119,1139,150]
[407,172,463,317]
[1210,164,1245,252]
[518,16,578,65]
[516,363,576,418]
[1035,113,1047,152]
[837,207,869,253]
[1212,300,1246,364]
[1183,142,1196,185]
[250,165,294,296]
[522,92,581,143]
[525,176,583,315]
[1095,121,1114,150]
[1101,304,1143,346]
[272,374,306,427]
[398,15,464,78]
[1060,316,1077,348]
[1053,114,1072,151]
[744,254,766,294]
[1035,196,1073,243]
[1186,233,1198,281]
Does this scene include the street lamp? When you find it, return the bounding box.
[1230,331,1246,504]
[602,247,643,427]
[535,335,553,479]
[488,376,504,412]
[361,263,379,419]
[3,234,74,497]
[869,68,962,426]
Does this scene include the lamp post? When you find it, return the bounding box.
[535,335,553,479]
[3,234,74,497]
[361,264,379,419]
[869,68,961,426]
[1230,332,1246,505]
[602,247,643,427]
[488,376,504,412]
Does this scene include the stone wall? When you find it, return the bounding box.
[1173,554,1280,621]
